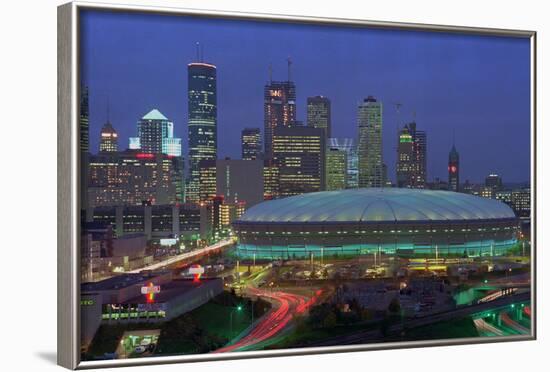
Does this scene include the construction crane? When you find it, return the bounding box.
[391,102,403,152]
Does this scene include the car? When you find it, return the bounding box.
[134,346,147,354]
[366,268,377,276]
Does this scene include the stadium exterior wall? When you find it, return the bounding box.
[233,219,519,259]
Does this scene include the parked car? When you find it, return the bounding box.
[134,346,146,354]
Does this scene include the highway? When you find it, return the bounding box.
[127,238,235,273]
[304,291,531,347]
[500,311,530,334]
[214,287,323,353]
[474,318,504,336]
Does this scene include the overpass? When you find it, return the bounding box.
[305,291,531,347]
[127,238,235,273]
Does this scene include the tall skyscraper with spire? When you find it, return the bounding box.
[448,143,460,192]
[357,96,386,188]
[263,59,296,159]
[187,57,217,203]
[99,122,118,152]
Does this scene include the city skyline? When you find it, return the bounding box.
[81,10,531,184]
[76,9,533,361]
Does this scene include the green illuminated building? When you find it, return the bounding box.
[397,122,427,188]
[325,147,347,191]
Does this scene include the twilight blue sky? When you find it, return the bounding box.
[80,10,531,184]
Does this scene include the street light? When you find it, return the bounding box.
[230,305,243,339]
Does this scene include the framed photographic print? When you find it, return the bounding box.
[57,1,536,369]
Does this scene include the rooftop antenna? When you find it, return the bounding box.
[287,56,292,81]
[195,42,200,61]
[106,95,110,123]
[452,128,456,147]
[268,63,273,83]
[393,102,403,152]
[200,44,204,62]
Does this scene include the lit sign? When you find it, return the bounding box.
[449,165,457,173]
[400,134,413,143]
[270,89,282,97]
[81,299,95,306]
[136,153,155,159]
[160,238,177,246]
[141,282,161,303]
[188,264,205,283]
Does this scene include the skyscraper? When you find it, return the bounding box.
[136,109,175,154]
[485,173,503,190]
[80,85,89,153]
[162,138,182,157]
[357,96,385,188]
[187,62,217,203]
[264,79,296,159]
[511,188,530,218]
[99,122,118,153]
[273,126,325,197]
[87,150,180,207]
[263,159,280,200]
[448,144,460,192]
[130,109,184,202]
[307,96,331,138]
[198,160,217,203]
[414,124,427,187]
[241,128,262,160]
[396,122,427,188]
[325,147,347,191]
[328,138,359,189]
[80,86,90,210]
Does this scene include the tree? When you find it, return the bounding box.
[388,298,401,314]
[379,317,390,337]
[323,311,337,328]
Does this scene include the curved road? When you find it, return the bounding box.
[500,311,530,334]
[215,288,322,353]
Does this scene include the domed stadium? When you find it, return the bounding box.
[233,188,519,259]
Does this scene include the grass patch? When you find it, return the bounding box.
[396,317,479,341]
[192,302,252,340]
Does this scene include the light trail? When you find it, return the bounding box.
[214,288,322,353]
[477,288,518,304]
[473,318,504,336]
[127,238,234,273]
[500,311,530,334]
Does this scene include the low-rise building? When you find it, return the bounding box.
[81,271,223,351]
